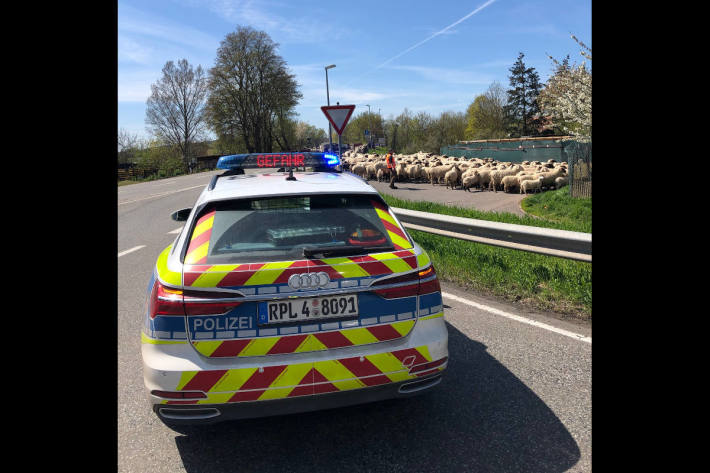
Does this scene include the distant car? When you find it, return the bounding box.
[319,142,349,153]
[141,151,448,426]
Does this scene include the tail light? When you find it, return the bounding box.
[418,265,441,294]
[371,264,441,299]
[148,280,242,319]
[183,290,243,315]
[148,280,184,318]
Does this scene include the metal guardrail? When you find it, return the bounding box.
[390,207,591,262]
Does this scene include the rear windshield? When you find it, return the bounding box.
[185,194,404,264]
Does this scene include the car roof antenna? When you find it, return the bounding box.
[285,167,297,181]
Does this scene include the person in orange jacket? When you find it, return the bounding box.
[385,150,398,189]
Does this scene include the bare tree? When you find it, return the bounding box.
[145,59,208,168]
[117,127,146,164]
[117,127,139,152]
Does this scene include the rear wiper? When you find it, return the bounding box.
[302,245,395,259]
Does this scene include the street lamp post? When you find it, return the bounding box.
[365,104,372,148]
[325,64,336,152]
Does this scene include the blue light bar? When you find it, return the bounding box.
[216,152,341,171]
[216,154,248,170]
[323,153,340,166]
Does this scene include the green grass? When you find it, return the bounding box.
[381,191,592,320]
[411,230,591,319]
[381,192,590,233]
[520,185,592,232]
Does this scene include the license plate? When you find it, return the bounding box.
[259,295,359,324]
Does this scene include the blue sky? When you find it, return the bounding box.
[118,0,591,140]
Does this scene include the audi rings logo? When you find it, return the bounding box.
[288,272,330,290]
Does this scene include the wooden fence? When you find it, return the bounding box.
[562,140,592,199]
[117,168,158,180]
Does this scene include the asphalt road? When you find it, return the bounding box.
[366,178,528,216]
[118,172,591,473]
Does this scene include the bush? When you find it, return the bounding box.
[136,142,186,178]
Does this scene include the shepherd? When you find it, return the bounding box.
[385,149,398,189]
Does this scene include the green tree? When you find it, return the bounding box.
[206,26,302,153]
[341,111,383,146]
[136,140,185,178]
[145,59,208,169]
[424,111,467,153]
[503,53,543,137]
[293,121,327,150]
[464,81,507,140]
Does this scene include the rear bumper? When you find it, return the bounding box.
[143,314,448,425]
[154,372,443,425]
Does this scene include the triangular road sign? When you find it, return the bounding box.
[321,105,356,135]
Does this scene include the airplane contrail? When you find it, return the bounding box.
[344,0,498,87]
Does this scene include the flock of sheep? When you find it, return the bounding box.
[341,150,569,194]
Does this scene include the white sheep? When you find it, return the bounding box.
[429,164,452,185]
[396,162,407,181]
[554,176,569,189]
[520,176,544,194]
[476,168,493,190]
[489,164,523,192]
[462,172,480,192]
[538,167,566,190]
[351,163,368,179]
[444,164,462,189]
[501,175,522,193]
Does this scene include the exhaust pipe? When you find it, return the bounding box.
[398,375,442,394]
[158,407,221,421]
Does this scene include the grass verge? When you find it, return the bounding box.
[381,192,590,233]
[520,185,591,232]
[380,192,592,320]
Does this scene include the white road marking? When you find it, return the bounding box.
[118,245,146,258]
[118,185,205,206]
[441,291,591,344]
[167,227,183,234]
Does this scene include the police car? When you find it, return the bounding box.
[141,151,448,425]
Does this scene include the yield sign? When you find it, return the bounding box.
[321,105,356,135]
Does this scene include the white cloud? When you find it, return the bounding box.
[118,3,219,52]
[118,70,158,102]
[477,59,513,69]
[344,0,498,88]
[118,37,153,65]
[192,0,345,44]
[386,65,494,86]
[298,87,389,107]
[337,88,389,103]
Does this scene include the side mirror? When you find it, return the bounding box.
[171,208,192,222]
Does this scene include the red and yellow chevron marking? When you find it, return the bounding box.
[370,200,413,250]
[155,245,181,286]
[183,250,418,288]
[184,210,216,265]
[164,345,442,405]
[191,319,416,357]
